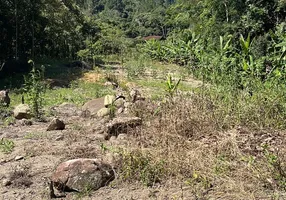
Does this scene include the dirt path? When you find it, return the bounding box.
[0,62,204,199]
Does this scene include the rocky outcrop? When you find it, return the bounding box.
[51,158,114,192]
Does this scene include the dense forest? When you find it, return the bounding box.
[1,0,285,90]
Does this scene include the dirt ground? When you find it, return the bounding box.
[0,104,198,200]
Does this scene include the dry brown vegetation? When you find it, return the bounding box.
[110,89,286,199]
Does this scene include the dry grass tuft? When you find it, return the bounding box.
[80,72,103,83]
[9,164,33,188]
[63,145,98,160]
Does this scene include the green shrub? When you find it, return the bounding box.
[0,138,15,154]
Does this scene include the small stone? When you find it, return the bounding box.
[55,135,64,141]
[104,95,116,107]
[15,156,24,161]
[47,118,65,131]
[97,108,110,118]
[117,134,127,140]
[3,179,11,186]
[109,136,117,141]
[117,107,124,114]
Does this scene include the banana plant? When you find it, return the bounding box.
[239,33,255,75]
[240,33,252,56]
[275,42,286,63]
[219,35,232,56]
[166,74,181,98]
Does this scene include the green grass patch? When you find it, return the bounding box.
[43,81,112,107]
[24,132,48,140]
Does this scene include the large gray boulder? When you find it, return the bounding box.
[51,158,114,192]
[13,104,32,119]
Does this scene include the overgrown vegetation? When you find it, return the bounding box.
[124,92,286,198]
[23,60,45,119]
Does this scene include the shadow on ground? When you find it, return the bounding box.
[0,60,93,92]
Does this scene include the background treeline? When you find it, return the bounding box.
[0,0,173,63]
[1,0,285,89]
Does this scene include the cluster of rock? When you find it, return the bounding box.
[1,84,146,196]
[82,89,144,118]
